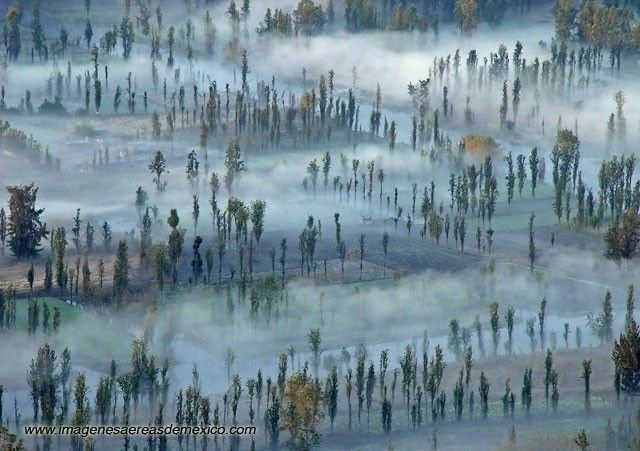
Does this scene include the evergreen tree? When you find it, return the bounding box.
[6,184,48,258]
[113,240,129,303]
[613,318,640,393]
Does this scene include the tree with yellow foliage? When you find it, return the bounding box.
[454,0,478,35]
[281,371,324,450]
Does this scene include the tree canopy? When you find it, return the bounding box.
[6,184,48,258]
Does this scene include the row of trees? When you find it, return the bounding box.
[0,122,60,171]
[12,303,640,451]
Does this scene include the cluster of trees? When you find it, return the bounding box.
[550,128,580,224]
[345,0,432,32]
[0,122,61,171]
[2,184,135,308]
[257,1,334,37]
[555,0,640,58]
[15,341,170,451]
[9,312,626,450]
[26,297,61,335]
[342,0,517,34]
[585,152,640,259]
[257,8,295,35]
[141,61,379,162]
[4,269,640,450]
[0,287,17,329]
[2,2,135,64]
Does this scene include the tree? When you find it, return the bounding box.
[365,362,376,428]
[135,187,148,220]
[31,2,45,60]
[113,240,129,302]
[266,389,280,448]
[382,232,389,276]
[227,1,241,28]
[499,81,508,128]
[5,7,21,60]
[512,78,521,123]
[293,0,326,36]
[167,26,175,66]
[529,147,539,197]
[281,371,323,450]
[521,368,532,415]
[389,121,396,149]
[307,159,320,198]
[603,291,613,343]
[191,236,203,283]
[53,307,61,332]
[224,140,244,192]
[459,217,466,252]
[454,0,478,35]
[279,238,287,287]
[6,184,48,258]
[102,222,112,250]
[322,152,331,196]
[250,200,266,246]
[149,151,167,190]
[359,234,366,279]
[626,285,635,330]
[85,222,94,252]
[120,15,134,59]
[308,327,321,377]
[554,0,575,41]
[544,349,553,408]
[0,208,6,254]
[516,154,527,198]
[84,19,93,50]
[490,302,500,355]
[71,374,90,451]
[605,207,640,260]
[151,113,162,139]
[324,366,338,430]
[582,359,592,412]
[504,152,515,206]
[72,209,82,253]
[448,319,462,360]
[538,298,547,350]
[114,86,122,113]
[80,255,91,298]
[167,210,184,285]
[528,212,535,270]
[186,150,200,186]
[613,318,640,394]
[484,0,505,27]
[27,344,59,424]
[479,372,489,418]
[27,261,34,293]
[44,257,52,291]
[588,291,613,344]
[506,306,515,353]
[574,430,589,450]
[381,386,392,434]
[192,195,200,234]
[53,228,67,294]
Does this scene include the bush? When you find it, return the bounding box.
[73,122,98,138]
[38,97,67,115]
[461,135,498,154]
